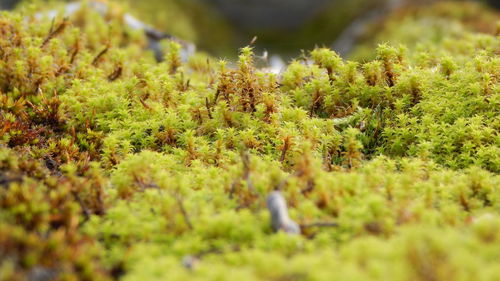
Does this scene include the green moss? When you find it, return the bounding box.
[0,1,499,280]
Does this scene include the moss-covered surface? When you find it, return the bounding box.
[0,1,499,280]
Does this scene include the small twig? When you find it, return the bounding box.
[69,37,82,64]
[249,36,258,45]
[92,44,110,66]
[42,17,69,47]
[205,97,213,119]
[279,146,288,163]
[279,136,292,163]
[267,191,300,234]
[108,65,123,81]
[139,98,152,110]
[213,89,221,105]
[300,222,339,229]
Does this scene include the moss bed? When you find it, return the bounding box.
[0,1,499,280]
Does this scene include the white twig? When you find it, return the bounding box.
[266,191,300,234]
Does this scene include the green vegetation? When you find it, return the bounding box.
[0,1,498,280]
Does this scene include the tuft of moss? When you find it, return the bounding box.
[0,1,499,280]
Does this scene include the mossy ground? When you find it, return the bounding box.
[0,1,499,280]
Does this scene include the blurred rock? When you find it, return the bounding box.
[0,0,19,10]
[207,0,331,30]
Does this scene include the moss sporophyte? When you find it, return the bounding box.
[0,1,499,280]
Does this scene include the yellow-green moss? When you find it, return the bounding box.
[0,1,499,280]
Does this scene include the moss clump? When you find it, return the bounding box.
[0,1,499,280]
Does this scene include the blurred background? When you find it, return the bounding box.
[1,0,498,59]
